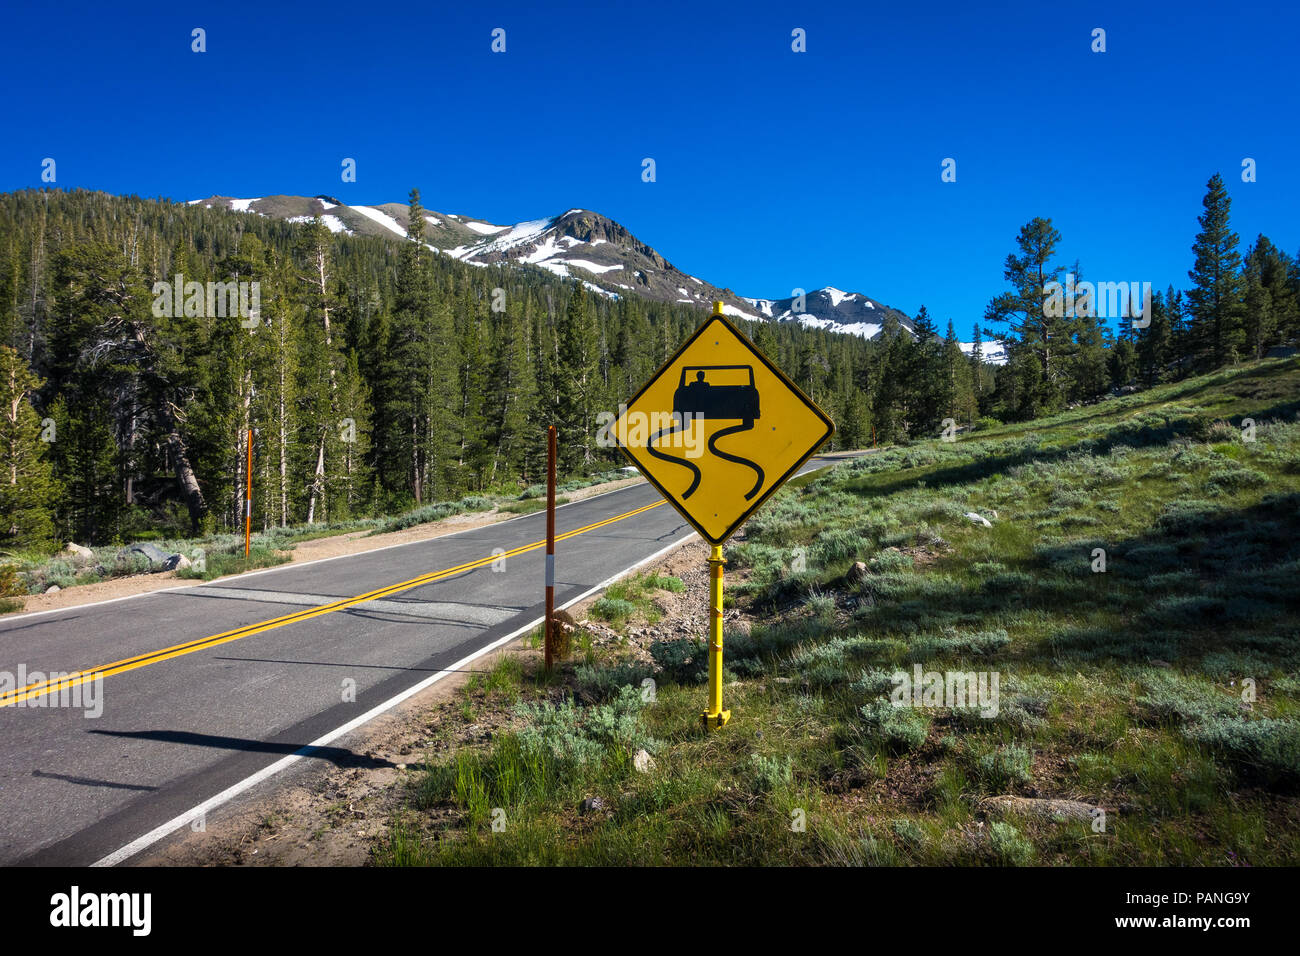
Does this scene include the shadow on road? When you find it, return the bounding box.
[31,769,159,792]
[88,729,414,771]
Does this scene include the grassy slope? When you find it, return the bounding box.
[379,357,1300,866]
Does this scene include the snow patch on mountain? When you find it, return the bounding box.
[720,302,762,321]
[521,235,566,264]
[350,205,407,238]
[561,259,623,275]
[288,214,351,234]
[960,341,1008,363]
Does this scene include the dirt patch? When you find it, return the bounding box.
[7,476,646,618]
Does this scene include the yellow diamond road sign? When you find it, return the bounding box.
[612,311,834,545]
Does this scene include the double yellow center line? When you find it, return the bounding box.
[0,499,665,708]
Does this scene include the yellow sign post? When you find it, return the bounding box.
[612,302,834,729]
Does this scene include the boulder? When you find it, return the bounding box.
[119,542,171,571]
[847,560,870,583]
[162,553,191,572]
[64,543,95,564]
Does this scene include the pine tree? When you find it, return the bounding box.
[0,346,55,547]
[333,353,373,519]
[1166,286,1191,378]
[298,217,343,523]
[1108,329,1137,388]
[872,313,913,441]
[1065,263,1109,400]
[1136,290,1173,385]
[555,285,599,473]
[985,217,1066,416]
[261,249,298,526]
[907,306,947,435]
[943,319,973,426]
[1187,173,1244,369]
[969,323,986,410]
[485,290,537,486]
[49,395,119,544]
[1242,235,1297,357]
[454,286,489,489]
[381,189,438,504]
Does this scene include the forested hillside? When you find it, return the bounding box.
[0,188,895,549]
[1,173,1295,553]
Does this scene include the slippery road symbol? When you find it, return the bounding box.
[612,309,834,547]
[647,365,765,501]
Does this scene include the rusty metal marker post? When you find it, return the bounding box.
[245,428,254,559]
[544,425,557,670]
[611,301,834,730]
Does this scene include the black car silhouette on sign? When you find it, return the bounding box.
[673,365,761,426]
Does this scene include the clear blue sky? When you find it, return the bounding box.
[2,0,1296,335]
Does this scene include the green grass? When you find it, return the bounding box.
[588,572,687,628]
[376,356,1300,866]
[174,544,292,580]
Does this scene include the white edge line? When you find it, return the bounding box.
[91,529,698,867]
[1,478,650,625]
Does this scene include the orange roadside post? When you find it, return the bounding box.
[245,428,253,558]
[544,425,557,669]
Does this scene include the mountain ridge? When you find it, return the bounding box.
[186,194,1006,363]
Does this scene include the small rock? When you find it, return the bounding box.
[964,512,993,528]
[633,749,655,773]
[45,585,61,594]
[579,796,606,814]
[847,561,870,583]
[1149,659,1173,669]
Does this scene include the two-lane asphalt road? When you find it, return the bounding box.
[0,455,850,866]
